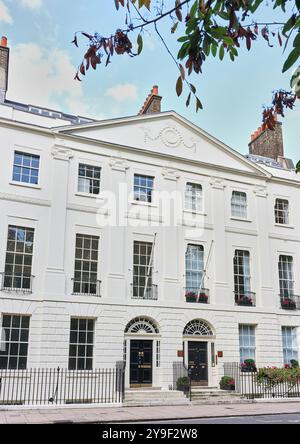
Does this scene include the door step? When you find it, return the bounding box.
[191,389,246,404]
[123,390,190,407]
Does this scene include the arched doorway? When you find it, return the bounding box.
[124,316,160,388]
[183,319,215,387]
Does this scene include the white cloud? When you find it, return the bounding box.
[0,1,13,23]
[20,0,42,10]
[106,83,138,103]
[7,42,102,119]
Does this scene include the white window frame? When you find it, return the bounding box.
[231,191,248,219]
[185,244,204,293]
[239,324,256,364]
[278,255,294,297]
[133,240,154,298]
[73,234,100,295]
[133,173,155,204]
[233,250,251,296]
[0,314,30,370]
[275,198,290,225]
[68,317,95,370]
[3,225,35,291]
[282,327,298,365]
[184,182,203,213]
[77,163,101,196]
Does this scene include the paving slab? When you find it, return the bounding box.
[1,401,300,424]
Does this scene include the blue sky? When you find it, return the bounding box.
[0,0,299,161]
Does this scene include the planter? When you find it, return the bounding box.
[281,300,296,310]
[221,385,235,391]
[241,366,257,373]
[238,300,253,306]
[185,293,208,303]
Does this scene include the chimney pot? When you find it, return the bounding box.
[1,36,7,47]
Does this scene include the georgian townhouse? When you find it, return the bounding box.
[0,36,300,393]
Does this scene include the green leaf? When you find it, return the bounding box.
[186,92,191,107]
[189,83,196,94]
[189,0,198,19]
[196,97,203,112]
[177,36,190,43]
[293,32,300,48]
[211,44,217,57]
[296,0,300,11]
[203,36,210,56]
[137,34,143,55]
[282,47,300,72]
[219,44,225,61]
[282,15,297,37]
[296,160,300,173]
[176,76,183,97]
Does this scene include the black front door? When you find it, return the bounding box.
[188,341,208,385]
[130,340,153,387]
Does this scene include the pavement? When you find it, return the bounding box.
[1,401,300,424]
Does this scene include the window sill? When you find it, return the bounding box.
[183,209,207,216]
[274,223,294,229]
[230,217,252,223]
[75,192,104,200]
[131,200,158,208]
[10,181,41,190]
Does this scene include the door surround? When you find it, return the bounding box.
[183,319,216,387]
[124,316,160,389]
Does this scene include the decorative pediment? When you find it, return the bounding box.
[141,125,198,150]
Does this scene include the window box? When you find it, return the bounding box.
[185,291,209,303]
[237,296,253,306]
[281,298,296,310]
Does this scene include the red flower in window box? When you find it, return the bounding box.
[281,298,296,310]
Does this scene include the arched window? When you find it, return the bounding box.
[183,320,213,337]
[125,317,159,334]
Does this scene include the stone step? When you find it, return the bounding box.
[123,399,190,407]
[124,390,186,399]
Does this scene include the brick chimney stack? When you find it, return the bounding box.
[0,36,9,102]
[248,118,284,161]
[138,85,162,115]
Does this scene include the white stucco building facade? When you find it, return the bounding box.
[1,38,300,391]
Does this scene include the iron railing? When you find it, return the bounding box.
[279,294,300,310]
[72,279,101,297]
[234,291,256,307]
[0,367,125,406]
[131,284,158,300]
[0,273,34,293]
[184,288,210,304]
[223,362,300,399]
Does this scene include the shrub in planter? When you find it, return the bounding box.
[220,376,235,390]
[241,359,257,372]
[176,376,190,392]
